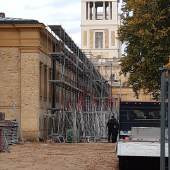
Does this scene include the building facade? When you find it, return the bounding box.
[81,0,121,84]
[0,16,53,140]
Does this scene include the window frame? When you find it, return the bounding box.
[94,31,105,49]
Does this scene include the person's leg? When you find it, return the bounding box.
[115,130,118,142]
[108,130,111,142]
[112,130,116,143]
[111,131,114,143]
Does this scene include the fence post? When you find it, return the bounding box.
[160,68,166,170]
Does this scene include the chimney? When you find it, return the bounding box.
[0,12,5,18]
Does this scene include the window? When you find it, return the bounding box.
[40,62,43,99]
[120,109,160,121]
[48,68,52,102]
[110,74,115,81]
[95,32,103,49]
[131,110,160,120]
[44,65,47,101]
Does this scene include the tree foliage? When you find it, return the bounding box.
[119,0,170,99]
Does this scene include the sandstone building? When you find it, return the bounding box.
[0,14,111,141]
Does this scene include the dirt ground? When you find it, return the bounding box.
[0,143,118,170]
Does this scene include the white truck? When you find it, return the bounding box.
[117,101,168,170]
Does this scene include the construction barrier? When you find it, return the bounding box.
[66,129,73,143]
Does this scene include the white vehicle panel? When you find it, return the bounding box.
[117,141,168,157]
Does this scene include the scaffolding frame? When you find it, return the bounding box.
[43,25,116,142]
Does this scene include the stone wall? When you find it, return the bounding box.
[112,87,153,102]
[0,47,21,122]
[0,24,54,141]
[20,51,40,140]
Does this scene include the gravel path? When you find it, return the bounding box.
[0,143,118,170]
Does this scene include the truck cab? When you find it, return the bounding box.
[117,101,167,170]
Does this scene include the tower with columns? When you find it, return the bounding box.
[81,0,153,107]
[81,0,121,84]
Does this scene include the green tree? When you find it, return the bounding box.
[119,0,170,99]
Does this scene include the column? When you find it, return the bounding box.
[21,51,40,141]
[86,2,88,20]
[110,1,112,20]
[108,2,111,20]
[93,2,96,20]
[112,1,114,20]
[88,2,90,20]
[103,1,106,20]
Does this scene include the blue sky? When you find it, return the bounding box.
[0,0,81,46]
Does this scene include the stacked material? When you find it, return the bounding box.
[0,128,9,152]
[0,112,5,151]
[0,129,3,151]
[0,120,19,145]
[49,133,65,143]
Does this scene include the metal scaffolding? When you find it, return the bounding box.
[42,25,116,142]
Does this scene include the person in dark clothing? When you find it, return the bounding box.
[107,115,119,143]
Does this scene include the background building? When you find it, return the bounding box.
[81,0,121,84]
[81,0,153,102]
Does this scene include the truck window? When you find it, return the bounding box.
[119,102,160,131]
